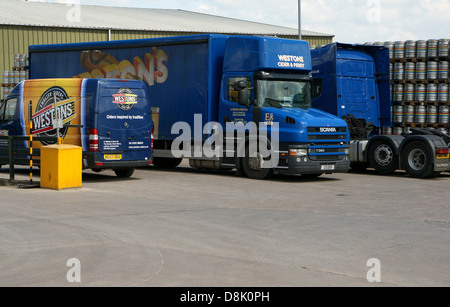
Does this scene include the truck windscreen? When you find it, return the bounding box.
[255,80,311,109]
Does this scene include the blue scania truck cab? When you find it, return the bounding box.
[311,43,450,178]
[28,34,351,179]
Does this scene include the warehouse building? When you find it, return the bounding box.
[1,0,334,98]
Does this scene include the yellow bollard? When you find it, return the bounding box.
[40,144,82,190]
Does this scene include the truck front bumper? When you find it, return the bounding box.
[276,155,350,175]
[84,152,153,169]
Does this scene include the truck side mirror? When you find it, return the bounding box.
[235,81,250,108]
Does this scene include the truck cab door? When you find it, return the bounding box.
[219,76,254,127]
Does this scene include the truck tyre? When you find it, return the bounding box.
[401,141,434,178]
[152,157,183,168]
[242,147,273,180]
[368,140,398,175]
[114,167,135,178]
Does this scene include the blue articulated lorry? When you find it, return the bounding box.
[311,43,450,178]
[28,34,351,179]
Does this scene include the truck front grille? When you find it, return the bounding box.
[307,127,348,161]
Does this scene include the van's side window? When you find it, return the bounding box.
[0,98,18,122]
[228,77,252,103]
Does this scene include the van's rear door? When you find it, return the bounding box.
[96,80,152,163]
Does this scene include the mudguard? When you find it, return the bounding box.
[364,134,405,162]
[399,134,449,167]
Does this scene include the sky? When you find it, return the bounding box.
[29,0,450,44]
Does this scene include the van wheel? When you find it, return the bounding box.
[242,147,273,180]
[368,140,398,174]
[114,167,135,178]
[152,157,183,168]
[401,141,434,178]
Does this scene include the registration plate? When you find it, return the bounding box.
[104,154,122,161]
[321,164,335,171]
[437,154,450,160]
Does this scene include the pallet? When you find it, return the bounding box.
[437,55,450,61]
[391,55,450,63]
[399,101,450,106]
[401,123,449,129]
[400,79,428,84]
[1,83,17,87]
[12,67,27,71]
[404,57,428,63]
[392,78,449,85]
[437,78,450,84]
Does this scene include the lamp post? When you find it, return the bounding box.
[298,0,302,40]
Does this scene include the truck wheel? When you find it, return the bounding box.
[401,141,434,178]
[242,147,273,180]
[114,167,135,178]
[368,140,398,174]
[152,157,183,168]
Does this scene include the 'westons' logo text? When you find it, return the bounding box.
[31,87,76,144]
[113,88,137,111]
[277,54,305,68]
[74,48,168,87]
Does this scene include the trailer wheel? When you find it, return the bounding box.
[401,141,434,178]
[242,147,273,180]
[368,140,398,174]
[114,167,135,178]
[152,157,183,168]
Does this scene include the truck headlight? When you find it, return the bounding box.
[289,149,308,157]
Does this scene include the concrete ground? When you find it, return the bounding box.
[0,161,449,288]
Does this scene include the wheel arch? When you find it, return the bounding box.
[398,135,445,169]
[235,132,273,163]
[364,135,404,163]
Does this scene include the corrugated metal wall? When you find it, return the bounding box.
[1,26,109,81]
[305,36,333,47]
[1,25,332,98]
